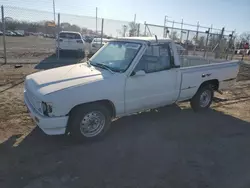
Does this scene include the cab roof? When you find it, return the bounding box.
[59,31,81,34]
[116,36,172,43]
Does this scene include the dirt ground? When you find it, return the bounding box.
[0,36,91,64]
[0,63,250,188]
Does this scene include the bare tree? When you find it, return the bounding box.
[239,32,250,43]
[128,22,139,37]
[171,31,180,41]
[197,36,205,49]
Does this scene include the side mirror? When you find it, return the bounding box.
[133,70,146,77]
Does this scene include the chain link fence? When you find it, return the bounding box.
[145,20,235,60]
[0,5,237,66]
[2,6,56,64]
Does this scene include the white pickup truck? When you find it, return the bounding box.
[24,37,240,140]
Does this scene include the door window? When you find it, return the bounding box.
[134,44,171,73]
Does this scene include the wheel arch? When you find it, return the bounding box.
[198,79,219,91]
[68,100,116,118]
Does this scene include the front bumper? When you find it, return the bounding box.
[57,45,85,51]
[24,92,68,135]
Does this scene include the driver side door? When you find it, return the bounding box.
[125,44,179,114]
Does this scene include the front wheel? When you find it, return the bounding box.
[68,104,111,141]
[190,85,214,112]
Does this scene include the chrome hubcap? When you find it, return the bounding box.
[80,111,105,137]
[200,90,211,107]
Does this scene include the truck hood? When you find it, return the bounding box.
[25,63,111,96]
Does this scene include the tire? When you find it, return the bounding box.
[68,104,111,141]
[82,51,85,58]
[56,49,62,57]
[190,84,214,112]
[77,50,85,58]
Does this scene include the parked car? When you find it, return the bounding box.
[13,31,24,37]
[6,30,16,36]
[84,36,94,43]
[44,33,55,38]
[235,49,250,55]
[56,31,85,57]
[90,37,110,55]
[24,37,240,140]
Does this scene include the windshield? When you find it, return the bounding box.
[59,32,81,39]
[90,41,141,72]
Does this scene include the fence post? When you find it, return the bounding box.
[163,16,167,38]
[226,30,234,60]
[1,5,6,64]
[193,21,199,55]
[57,13,60,59]
[215,27,224,59]
[137,23,140,37]
[231,35,236,60]
[185,30,190,50]
[171,21,175,39]
[180,19,183,42]
[100,18,104,45]
[146,24,152,36]
[204,28,210,57]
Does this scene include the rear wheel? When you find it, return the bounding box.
[68,104,111,141]
[190,85,214,112]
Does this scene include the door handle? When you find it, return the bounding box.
[202,73,211,78]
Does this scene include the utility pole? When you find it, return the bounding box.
[53,0,56,24]
[96,7,98,35]
[134,14,136,24]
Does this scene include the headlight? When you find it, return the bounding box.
[41,102,53,116]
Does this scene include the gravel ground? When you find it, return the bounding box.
[0,63,250,188]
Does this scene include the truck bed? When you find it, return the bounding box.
[180,55,230,67]
[178,57,240,102]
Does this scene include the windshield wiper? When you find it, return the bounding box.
[92,63,115,74]
[86,59,92,66]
